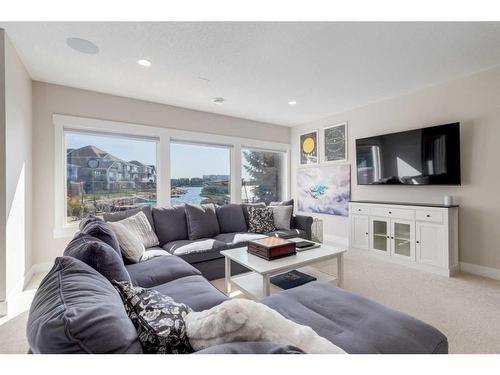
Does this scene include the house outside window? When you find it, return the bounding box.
[65,131,158,224]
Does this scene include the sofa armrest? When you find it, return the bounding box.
[194,342,304,354]
[292,215,313,240]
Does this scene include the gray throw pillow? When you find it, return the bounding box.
[113,281,193,354]
[185,203,221,240]
[27,257,142,354]
[216,204,248,233]
[270,205,293,230]
[63,233,131,283]
[270,199,294,228]
[152,205,188,245]
[247,207,276,234]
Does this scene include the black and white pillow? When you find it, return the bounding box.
[113,281,193,354]
[247,207,276,234]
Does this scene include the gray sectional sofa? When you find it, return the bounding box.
[25,203,448,354]
[103,201,312,280]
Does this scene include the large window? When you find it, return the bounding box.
[65,131,157,223]
[241,148,283,204]
[170,142,231,206]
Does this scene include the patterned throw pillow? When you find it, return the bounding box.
[247,207,276,234]
[116,211,160,248]
[113,281,193,354]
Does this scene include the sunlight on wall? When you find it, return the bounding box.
[5,163,26,296]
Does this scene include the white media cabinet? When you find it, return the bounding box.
[349,201,459,276]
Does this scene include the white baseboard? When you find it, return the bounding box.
[1,261,53,317]
[460,262,500,281]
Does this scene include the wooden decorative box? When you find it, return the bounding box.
[247,237,296,261]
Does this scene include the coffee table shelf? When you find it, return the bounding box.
[229,266,337,300]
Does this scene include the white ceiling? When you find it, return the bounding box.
[1,22,500,126]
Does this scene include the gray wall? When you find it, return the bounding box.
[32,81,290,265]
[291,66,500,272]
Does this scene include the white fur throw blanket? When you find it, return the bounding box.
[185,299,346,354]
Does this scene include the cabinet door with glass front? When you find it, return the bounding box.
[390,219,415,261]
[369,217,390,255]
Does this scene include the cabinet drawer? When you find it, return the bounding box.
[351,204,370,215]
[416,210,443,223]
[371,207,415,220]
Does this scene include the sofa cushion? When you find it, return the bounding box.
[79,220,122,259]
[247,206,276,233]
[268,229,307,239]
[242,202,266,226]
[126,253,201,288]
[27,257,142,354]
[114,282,193,354]
[216,204,248,233]
[261,282,448,354]
[103,205,155,231]
[140,247,170,262]
[63,233,131,283]
[78,214,103,231]
[152,275,227,312]
[163,238,227,257]
[214,232,268,246]
[185,203,220,240]
[195,342,304,354]
[152,205,188,245]
[270,205,293,230]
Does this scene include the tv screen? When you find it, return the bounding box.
[356,123,461,185]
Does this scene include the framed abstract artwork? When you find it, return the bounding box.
[299,130,318,165]
[297,164,351,216]
[324,122,347,162]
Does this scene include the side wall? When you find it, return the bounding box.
[0,30,33,311]
[291,66,500,273]
[32,82,290,265]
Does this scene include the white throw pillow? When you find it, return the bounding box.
[109,221,145,263]
[116,211,160,248]
[185,299,346,354]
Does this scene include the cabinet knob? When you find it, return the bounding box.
[388,211,392,214]
[416,240,420,244]
[426,214,430,217]
[365,232,368,235]
[358,209,361,211]
[391,236,394,239]
[386,236,390,238]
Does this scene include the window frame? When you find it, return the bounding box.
[54,114,289,238]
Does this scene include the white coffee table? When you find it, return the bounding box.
[220,239,346,300]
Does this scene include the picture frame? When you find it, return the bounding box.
[323,122,347,162]
[299,130,319,165]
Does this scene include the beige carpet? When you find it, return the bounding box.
[1,248,499,353]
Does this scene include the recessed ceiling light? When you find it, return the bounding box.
[66,38,99,54]
[137,59,152,67]
[288,100,297,105]
[213,97,225,105]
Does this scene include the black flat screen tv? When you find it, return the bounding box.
[356,123,461,185]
